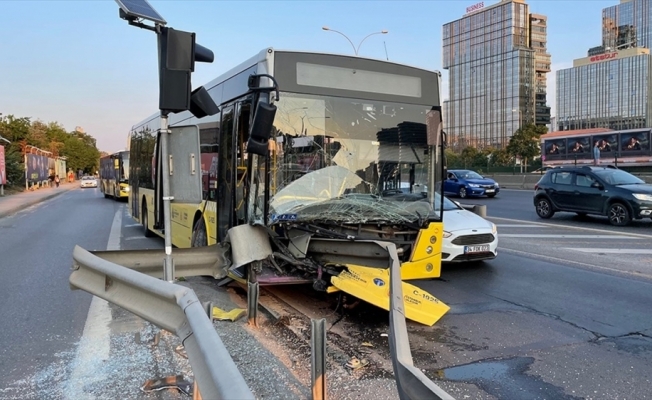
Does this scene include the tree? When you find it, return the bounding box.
[506,123,547,172]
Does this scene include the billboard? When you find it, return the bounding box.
[567,135,591,159]
[0,145,6,185]
[25,153,49,182]
[620,130,650,154]
[543,138,566,160]
[592,133,618,154]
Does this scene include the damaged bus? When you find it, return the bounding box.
[127,49,450,325]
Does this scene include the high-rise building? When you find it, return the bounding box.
[442,0,551,150]
[556,0,652,132]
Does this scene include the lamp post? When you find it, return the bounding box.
[322,26,388,55]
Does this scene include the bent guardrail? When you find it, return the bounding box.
[69,245,254,400]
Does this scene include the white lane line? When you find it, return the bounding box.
[66,208,122,398]
[497,224,546,228]
[124,223,141,228]
[500,234,642,239]
[490,216,652,239]
[566,248,652,254]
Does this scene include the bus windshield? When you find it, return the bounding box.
[265,92,437,224]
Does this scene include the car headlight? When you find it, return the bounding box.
[443,231,452,238]
[491,223,497,235]
[468,183,480,187]
[633,193,652,201]
[494,183,500,188]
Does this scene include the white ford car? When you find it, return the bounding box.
[435,194,498,263]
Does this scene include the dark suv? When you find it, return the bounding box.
[533,166,652,226]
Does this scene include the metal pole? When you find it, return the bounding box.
[160,113,175,283]
[311,318,327,400]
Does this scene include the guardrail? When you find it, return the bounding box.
[69,245,254,400]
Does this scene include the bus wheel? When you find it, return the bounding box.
[142,202,154,237]
[191,217,208,247]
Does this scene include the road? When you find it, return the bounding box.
[0,187,190,399]
[2,187,651,399]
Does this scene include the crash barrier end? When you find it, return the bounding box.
[70,245,255,400]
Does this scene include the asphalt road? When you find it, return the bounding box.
[0,188,190,399]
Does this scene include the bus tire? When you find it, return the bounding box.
[142,201,154,237]
[191,217,208,247]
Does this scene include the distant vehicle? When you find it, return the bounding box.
[437,194,498,263]
[99,151,129,200]
[444,169,500,198]
[531,166,555,174]
[80,176,98,188]
[533,165,652,226]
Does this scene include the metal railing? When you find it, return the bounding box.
[69,245,254,400]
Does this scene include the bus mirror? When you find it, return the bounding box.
[247,102,277,157]
[189,86,219,119]
[426,108,442,146]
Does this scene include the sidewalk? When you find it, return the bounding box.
[0,182,78,219]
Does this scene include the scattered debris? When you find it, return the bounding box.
[141,375,192,396]
[175,344,188,359]
[361,342,374,347]
[345,357,369,370]
[211,306,246,322]
[380,333,388,337]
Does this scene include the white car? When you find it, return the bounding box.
[436,194,498,263]
[80,176,98,188]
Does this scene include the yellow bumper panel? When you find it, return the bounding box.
[330,265,450,326]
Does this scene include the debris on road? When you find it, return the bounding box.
[140,374,192,396]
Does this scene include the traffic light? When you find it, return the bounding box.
[157,27,218,117]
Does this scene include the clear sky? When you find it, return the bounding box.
[0,0,615,153]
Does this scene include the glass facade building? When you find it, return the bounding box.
[556,0,652,131]
[442,0,550,150]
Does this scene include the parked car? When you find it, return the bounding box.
[80,175,98,188]
[533,166,652,226]
[444,169,500,198]
[435,193,498,263]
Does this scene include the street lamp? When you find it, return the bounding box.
[322,26,388,55]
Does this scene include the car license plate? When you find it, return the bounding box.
[485,189,494,193]
[465,245,490,253]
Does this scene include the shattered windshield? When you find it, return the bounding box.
[254,92,438,225]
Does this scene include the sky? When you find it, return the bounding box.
[0,0,616,153]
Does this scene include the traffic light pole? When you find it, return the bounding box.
[160,112,175,283]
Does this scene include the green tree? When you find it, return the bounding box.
[506,123,547,171]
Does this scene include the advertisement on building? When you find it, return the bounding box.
[592,134,618,154]
[543,139,566,159]
[25,153,49,182]
[568,136,591,159]
[0,145,6,185]
[620,131,649,154]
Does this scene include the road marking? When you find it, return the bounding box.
[497,224,545,228]
[124,236,150,241]
[489,216,652,239]
[124,223,141,228]
[566,248,652,254]
[500,234,642,239]
[66,208,121,398]
[498,247,652,280]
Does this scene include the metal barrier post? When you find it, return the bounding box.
[311,318,327,400]
[247,263,259,327]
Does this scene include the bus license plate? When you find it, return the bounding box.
[465,245,490,254]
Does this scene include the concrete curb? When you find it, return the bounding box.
[0,185,78,219]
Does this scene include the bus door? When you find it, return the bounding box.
[217,105,235,241]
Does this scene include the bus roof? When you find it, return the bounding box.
[130,48,442,132]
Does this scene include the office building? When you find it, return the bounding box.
[442,0,551,150]
[556,0,652,131]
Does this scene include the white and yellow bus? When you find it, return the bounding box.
[128,48,450,325]
[99,150,130,200]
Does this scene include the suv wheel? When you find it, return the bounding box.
[608,203,630,226]
[535,197,555,219]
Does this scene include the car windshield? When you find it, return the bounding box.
[82,176,93,180]
[594,169,644,185]
[457,171,483,180]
